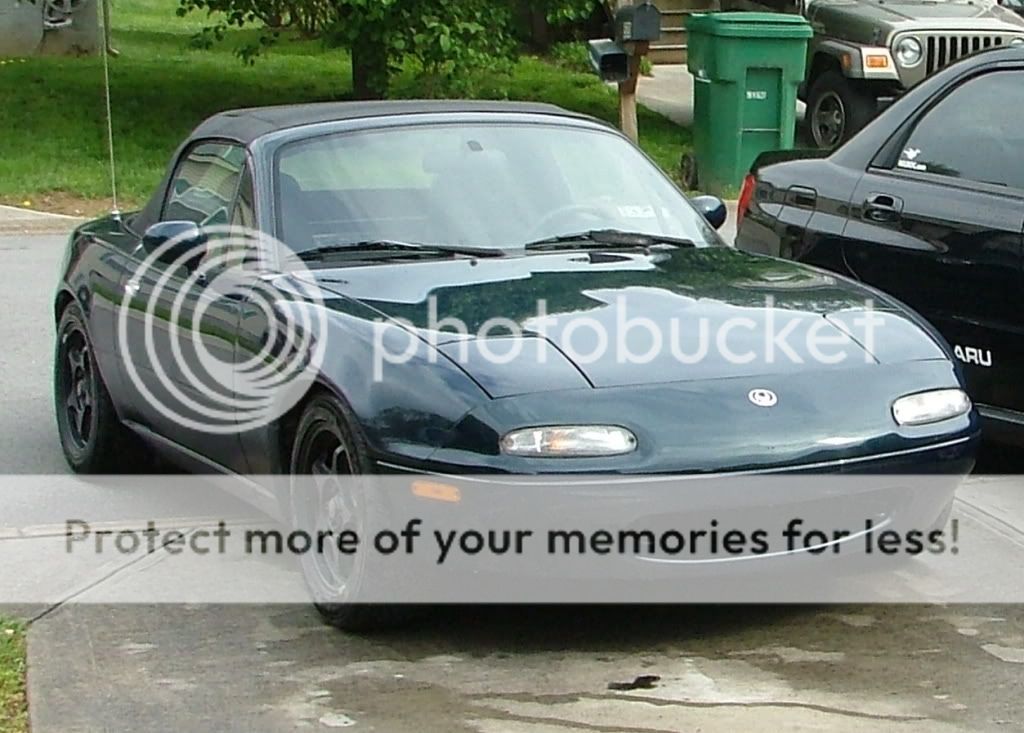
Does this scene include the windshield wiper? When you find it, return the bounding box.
[522,229,698,252]
[296,239,504,261]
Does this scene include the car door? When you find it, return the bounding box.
[839,69,1024,414]
[118,140,251,471]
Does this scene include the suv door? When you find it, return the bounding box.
[119,140,251,471]
[840,69,1024,414]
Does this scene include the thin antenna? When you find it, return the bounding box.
[98,2,120,218]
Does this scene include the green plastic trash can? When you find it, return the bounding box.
[683,13,812,196]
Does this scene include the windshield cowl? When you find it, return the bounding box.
[296,239,505,262]
[522,229,699,252]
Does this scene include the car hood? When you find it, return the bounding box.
[304,248,947,393]
[810,0,1023,32]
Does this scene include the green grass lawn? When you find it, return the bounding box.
[0,0,689,214]
[0,619,27,733]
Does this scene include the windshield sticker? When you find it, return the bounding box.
[618,205,656,218]
[312,233,351,247]
[897,147,927,172]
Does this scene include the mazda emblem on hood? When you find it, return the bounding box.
[748,389,778,408]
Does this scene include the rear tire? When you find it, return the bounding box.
[289,392,419,632]
[54,302,143,473]
[805,70,876,150]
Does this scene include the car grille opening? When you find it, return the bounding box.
[925,34,1005,74]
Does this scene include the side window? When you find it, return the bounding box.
[163,142,245,226]
[203,164,258,268]
[894,71,1024,190]
[231,165,255,231]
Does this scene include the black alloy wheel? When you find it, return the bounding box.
[289,393,417,631]
[54,302,141,472]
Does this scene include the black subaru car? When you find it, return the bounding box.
[736,45,1024,446]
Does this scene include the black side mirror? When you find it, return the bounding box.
[691,195,728,231]
[142,221,207,264]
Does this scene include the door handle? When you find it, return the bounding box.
[785,186,817,209]
[863,193,903,223]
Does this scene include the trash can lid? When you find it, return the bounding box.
[686,12,813,39]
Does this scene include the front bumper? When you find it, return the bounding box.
[357,433,976,602]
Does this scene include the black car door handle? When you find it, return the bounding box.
[785,186,817,209]
[863,194,903,223]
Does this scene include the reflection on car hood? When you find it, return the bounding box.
[307,248,947,388]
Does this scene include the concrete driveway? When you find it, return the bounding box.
[4,229,1024,732]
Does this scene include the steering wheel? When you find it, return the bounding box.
[524,203,617,243]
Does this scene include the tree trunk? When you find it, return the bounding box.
[102,0,118,56]
[529,8,551,52]
[351,42,387,100]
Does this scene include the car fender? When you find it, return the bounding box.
[259,293,492,471]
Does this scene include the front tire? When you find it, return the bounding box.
[289,393,417,632]
[54,302,139,473]
[805,70,875,150]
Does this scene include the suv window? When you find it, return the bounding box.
[895,71,1024,191]
[163,142,245,225]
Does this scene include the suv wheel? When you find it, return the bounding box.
[806,70,875,149]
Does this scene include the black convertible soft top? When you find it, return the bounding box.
[191,100,583,144]
[132,100,589,233]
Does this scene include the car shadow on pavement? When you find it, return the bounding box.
[353,604,814,654]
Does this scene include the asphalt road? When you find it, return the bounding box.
[0,234,68,474]
[4,232,1024,732]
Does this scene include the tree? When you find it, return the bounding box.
[102,0,119,56]
[177,0,602,99]
[519,0,604,51]
[180,0,516,99]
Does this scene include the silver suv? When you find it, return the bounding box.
[721,0,1024,147]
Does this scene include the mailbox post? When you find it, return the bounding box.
[586,0,661,143]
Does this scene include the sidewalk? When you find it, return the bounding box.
[638,64,696,127]
[0,205,84,235]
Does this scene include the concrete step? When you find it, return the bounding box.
[648,2,718,65]
[648,44,687,64]
[659,7,718,25]
[656,27,686,47]
[654,0,718,11]
[659,5,717,17]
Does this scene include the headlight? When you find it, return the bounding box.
[892,389,971,427]
[895,37,923,67]
[501,425,638,457]
[1011,37,1024,47]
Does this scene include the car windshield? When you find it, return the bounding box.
[274,122,719,253]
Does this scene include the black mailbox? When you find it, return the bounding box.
[615,1,662,43]
[587,39,629,83]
